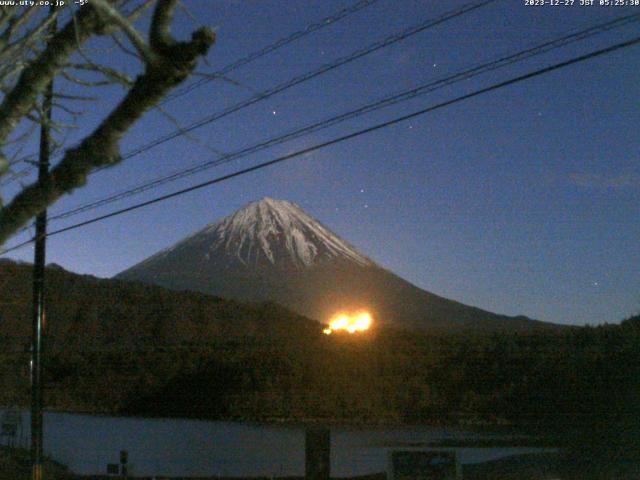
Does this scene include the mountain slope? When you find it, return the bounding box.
[126,197,373,272]
[117,198,552,332]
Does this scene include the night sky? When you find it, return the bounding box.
[3,0,639,326]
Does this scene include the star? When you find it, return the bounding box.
[272,111,277,115]
[433,63,437,67]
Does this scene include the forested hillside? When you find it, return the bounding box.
[1,260,638,457]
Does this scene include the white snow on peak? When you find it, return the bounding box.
[129,198,375,270]
[202,197,374,268]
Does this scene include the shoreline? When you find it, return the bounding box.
[2,405,530,433]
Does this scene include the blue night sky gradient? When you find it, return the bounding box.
[4,0,639,325]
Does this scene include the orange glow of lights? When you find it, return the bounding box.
[323,311,372,335]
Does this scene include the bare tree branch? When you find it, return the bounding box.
[66,61,134,86]
[52,102,85,116]
[155,103,225,156]
[0,6,37,46]
[150,0,177,51]
[111,31,142,60]
[52,92,99,102]
[91,0,155,63]
[0,2,215,243]
[0,5,105,146]
[61,70,114,87]
[127,0,155,22]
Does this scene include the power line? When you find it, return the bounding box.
[94,0,498,171]
[162,0,382,104]
[2,35,638,257]
[0,155,38,187]
[0,0,382,184]
[2,0,494,190]
[46,12,640,223]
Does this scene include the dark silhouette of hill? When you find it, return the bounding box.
[0,258,320,349]
[117,198,556,333]
[1,258,637,460]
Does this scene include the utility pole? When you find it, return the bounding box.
[305,427,330,480]
[31,9,56,480]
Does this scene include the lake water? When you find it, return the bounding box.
[0,409,551,477]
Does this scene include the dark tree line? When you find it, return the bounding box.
[1,260,638,459]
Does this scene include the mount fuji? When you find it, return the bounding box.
[116,198,550,332]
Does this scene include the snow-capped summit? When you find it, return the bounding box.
[125,198,373,274]
[203,197,372,268]
[117,197,548,332]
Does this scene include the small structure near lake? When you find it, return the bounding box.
[0,407,23,448]
[388,450,462,480]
